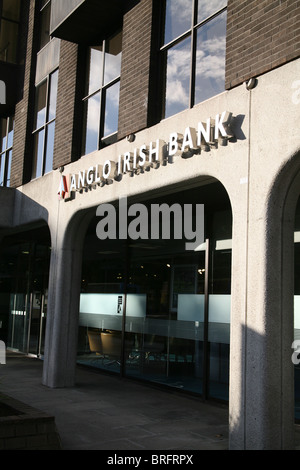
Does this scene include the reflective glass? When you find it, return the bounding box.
[39,2,51,50]
[125,253,206,393]
[7,117,14,149]
[84,33,121,152]
[48,70,58,122]
[104,31,122,85]
[208,210,232,401]
[77,245,126,375]
[164,36,191,119]
[44,121,55,174]
[34,81,47,130]
[32,129,45,178]
[77,183,232,398]
[103,81,120,137]
[194,11,226,104]
[1,119,7,152]
[164,0,193,45]
[88,46,103,96]
[84,92,101,155]
[3,234,51,356]
[197,0,227,23]
[0,154,5,186]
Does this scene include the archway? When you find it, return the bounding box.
[76,179,233,400]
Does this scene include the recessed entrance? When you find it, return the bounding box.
[77,180,232,401]
[0,225,51,357]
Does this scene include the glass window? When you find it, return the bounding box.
[104,81,120,139]
[77,183,232,401]
[104,32,123,85]
[0,116,14,187]
[82,31,122,155]
[197,0,227,22]
[39,0,51,50]
[161,0,227,120]
[0,0,21,63]
[164,36,191,118]
[164,0,193,44]
[32,70,58,179]
[195,11,227,104]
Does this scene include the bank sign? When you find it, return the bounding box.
[58,111,234,201]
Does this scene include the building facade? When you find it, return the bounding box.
[0,0,300,450]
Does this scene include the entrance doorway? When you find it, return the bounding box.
[0,226,51,357]
[77,181,232,401]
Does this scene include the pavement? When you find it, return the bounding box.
[0,351,229,451]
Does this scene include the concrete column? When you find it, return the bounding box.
[42,211,92,388]
[229,165,299,449]
[42,243,83,388]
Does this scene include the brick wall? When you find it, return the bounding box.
[10,0,38,187]
[52,41,84,170]
[0,394,61,450]
[118,0,155,140]
[226,0,300,89]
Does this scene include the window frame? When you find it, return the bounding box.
[82,30,122,156]
[160,0,227,120]
[0,0,21,64]
[32,68,58,180]
[39,0,52,51]
[0,115,14,187]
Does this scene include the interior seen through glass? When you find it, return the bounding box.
[3,184,300,413]
[77,182,232,400]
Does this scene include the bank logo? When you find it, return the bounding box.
[58,175,69,200]
[0,80,6,105]
[96,196,204,251]
[0,341,6,364]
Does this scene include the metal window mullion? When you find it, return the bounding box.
[98,41,107,149]
[1,118,9,186]
[99,88,106,149]
[202,238,210,401]
[194,5,227,30]
[40,0,51,12]
[160,29,191,53]
[2,116,9,152]
[189,0,198,109]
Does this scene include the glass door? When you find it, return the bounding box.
[5,237,50,356]
[28,290,47,356]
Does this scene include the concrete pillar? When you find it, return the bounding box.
[42,211,92,388]
[42,243,83,387]
[229,162,300,449]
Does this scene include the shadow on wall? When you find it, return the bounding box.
[0,187,49,231]
[229,323,295,450]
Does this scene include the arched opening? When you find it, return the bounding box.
[0,223,51,356]
[76,179,233,401]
